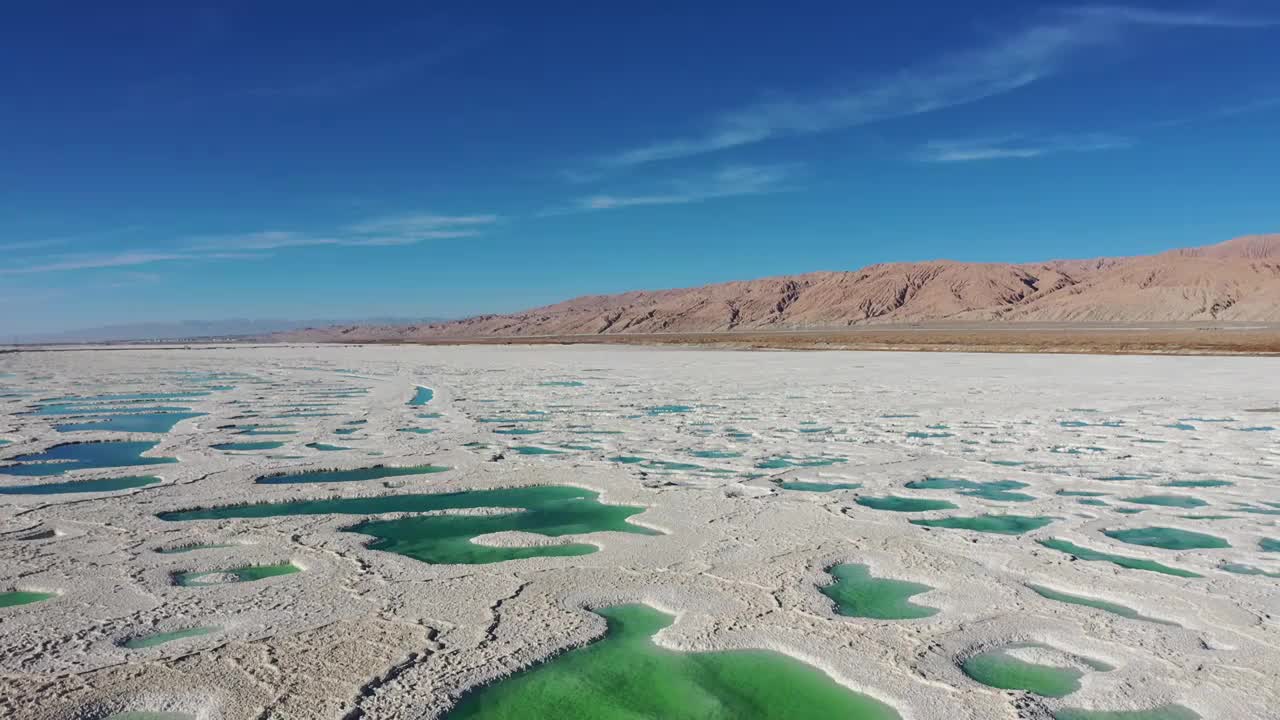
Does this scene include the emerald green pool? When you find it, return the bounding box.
[1164,479,1232,488]
[1121,495,1207,509]
[306,442,350,451]
[1219,562,1280,578]
[755,456,846,469]
[906,431,953,439]
[1054,706,1199,720]
[645,405,693,415]
[123,625,218,649]
[0,590,56,608]
[609,456,701,471]
[174,562,300,587]
[611,455,647,465]
[779,481,862,493]
[1235,504,1280,516]
[1037,539,1200,578]
[409,386,434,406]
[962,645,1085,698]
[0,475,159,495]
[1260,538,1280,553]
[256,464,449,484]
[906,477,1034,502]
[159,486,658,565]
[910,514,1054,535]
[512,446,566,455]
[36,403,194,416]
[1102,527,1229,551]
[442,604,901,720]
[2,441,177,477]
[689,450,743,459]
[855,496,958,513]
[821,564,936,619]
[54,412,204,434]
[1027,584,1175,625]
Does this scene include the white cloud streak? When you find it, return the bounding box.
[1150,95,1280,128]
[0,251,258,275]
[595,6,1273,169]
[3,212,498,274]
[186,213,500,251]
[0,238,69,252]
[551,164,798,214]
[916,134,1132,163]
[0,226,146,254]
[343,212,499,234]
[1063,6,1279,29]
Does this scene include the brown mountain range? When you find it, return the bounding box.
[284,234,1280,342]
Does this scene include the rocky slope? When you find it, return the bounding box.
[283,234,1280,341]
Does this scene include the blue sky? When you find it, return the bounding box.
[2,2,1278,334]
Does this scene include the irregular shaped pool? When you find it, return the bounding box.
[159,486,659,565]
[442,604,901,720]
[821,563,937,619]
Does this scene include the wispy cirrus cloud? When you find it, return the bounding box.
[916,134,1132,163]
[1150,95,1280,128]
[0,238,69,253]
[2,212,497,274]
[594,6,1273,169]
[1062,5,1279,29]
[0,251,258,275]
[342,213,500,239]
[188,213,500,251]
[0,225,146,254]
[549,164,798,214]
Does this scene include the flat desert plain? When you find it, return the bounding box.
[1,345,1278,719]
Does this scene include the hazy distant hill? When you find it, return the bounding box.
[10,317,447,344]
[276,235,1280,342]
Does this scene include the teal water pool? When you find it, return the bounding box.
[160,485,659,565]
[442,603,901,720]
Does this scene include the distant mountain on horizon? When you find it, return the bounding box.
[277,234,1280,342]
[7,316,449,345]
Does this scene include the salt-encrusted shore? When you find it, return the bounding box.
[1,345,1277,719]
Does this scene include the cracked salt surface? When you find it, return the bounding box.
[1,346,1277,719]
